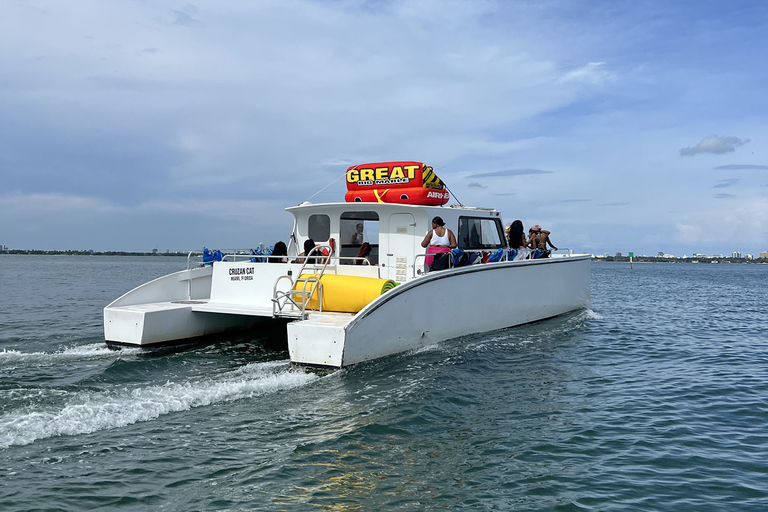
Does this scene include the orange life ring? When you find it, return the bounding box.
[315,244,330,263]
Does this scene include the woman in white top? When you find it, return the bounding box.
[421,216,457,267]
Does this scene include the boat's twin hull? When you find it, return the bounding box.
[104,256,591,368]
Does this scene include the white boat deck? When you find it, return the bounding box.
[190,301,275,317]
[192,302,356,322]
[293,310,355,326]
[109,301,196,313]
[109,300,358,322]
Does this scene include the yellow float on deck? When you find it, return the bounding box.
[293,274,398,313]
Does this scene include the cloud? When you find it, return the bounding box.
[1,0,766,257]
[680,135,750,156]
[320,158,356,167]
[0,191,119,213]
[714,193,735,199]
[172,4,199,26]
[675,223,704,244]
[560,199,591,203]
[714,164,768,170]
[558,62,615,85]
[675,199,768,247]
[0,191,294,251]
[713,179,739,188]
[466,168,552,178]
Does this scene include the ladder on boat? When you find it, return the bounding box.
[272,246,331,319]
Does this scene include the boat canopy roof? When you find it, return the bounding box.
[286,201,500,216]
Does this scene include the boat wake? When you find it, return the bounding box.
[0,343,141,365]
[585,308,603,320]
[0,361,317,449]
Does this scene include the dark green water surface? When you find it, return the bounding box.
[1,255,766,511]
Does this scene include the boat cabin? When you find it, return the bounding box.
[285,201,506,283]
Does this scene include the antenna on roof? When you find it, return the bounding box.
[442,182,463,207]
[302,173,344,205]
[433,165,463,207]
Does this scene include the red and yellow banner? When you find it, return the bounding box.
[345,161,449,205]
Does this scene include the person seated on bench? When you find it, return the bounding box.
[294,239,316,264]
[355,242,374,265]
[528,225,557,257]
[508,220,531,261]
[270,241,288,263]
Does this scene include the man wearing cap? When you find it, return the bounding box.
[528,225,558,256]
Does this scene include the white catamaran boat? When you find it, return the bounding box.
[104,161,590,368]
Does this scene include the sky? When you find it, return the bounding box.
[1,0,767,257]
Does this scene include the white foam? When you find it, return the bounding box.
[410,342,442,355]
[0,363,317,449]
[585,309,603,320]
[0,343,140,365]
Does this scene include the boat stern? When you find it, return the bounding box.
[286,314,351,368]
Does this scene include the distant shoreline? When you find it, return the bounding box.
[2,250,766,264]
[594,257,767,265]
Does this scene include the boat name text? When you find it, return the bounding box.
[229,266,254,281]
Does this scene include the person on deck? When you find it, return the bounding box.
[421,216,457,268]
[508,220,531,261]
[528,225,558,257]
[294,239,317,264]
[270,241,288,263]
[349,223,365,245]
[355,242,374,265]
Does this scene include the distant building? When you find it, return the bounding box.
[0,244,7,252]
[615,252,622,258]
[760,251,768,259]
[732,251,742,259]
[746,254,754,260]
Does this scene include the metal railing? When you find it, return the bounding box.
[271,245,331,319]
[187,248,380,268]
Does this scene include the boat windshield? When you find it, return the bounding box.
[457,216,505,250]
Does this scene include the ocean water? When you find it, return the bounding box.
[1,255,767,511]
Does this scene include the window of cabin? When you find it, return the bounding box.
[308,214,331,242]
[340,211,379,264]
[457,217,505,250]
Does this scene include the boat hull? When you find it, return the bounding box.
[288,255,591,367]
[104,255,590,365]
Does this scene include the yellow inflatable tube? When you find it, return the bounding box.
[293,274,398,313]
